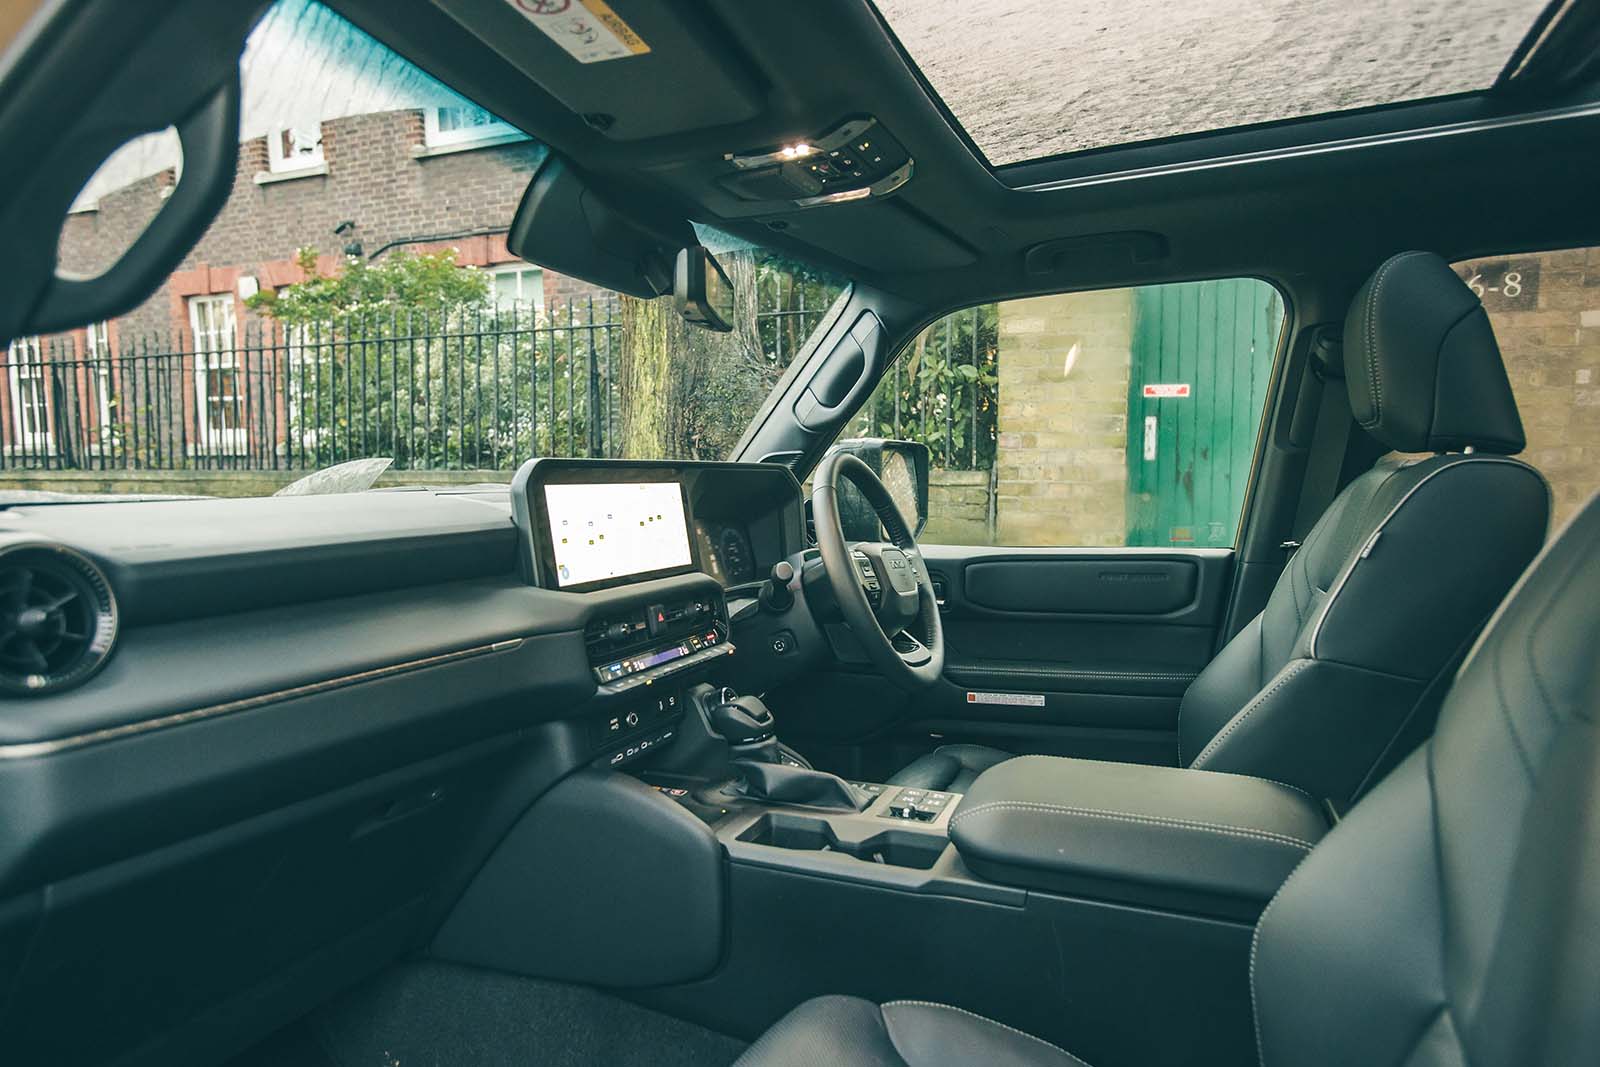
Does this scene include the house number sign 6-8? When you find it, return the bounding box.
[1458,259,1539,310]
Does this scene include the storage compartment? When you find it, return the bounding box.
[950,755,1330,919]
[737,813,944,870]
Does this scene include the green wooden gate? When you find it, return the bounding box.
[1125,279,1283,547]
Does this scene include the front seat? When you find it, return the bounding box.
[736,490,1600,1066]
[891,251,1549,805]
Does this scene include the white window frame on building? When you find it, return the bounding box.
[265,123,326,175]
[485,263,545,314]
[189,294,247,454]
[83,321,115,446]
[6,336,51,455]
[423,104,521,149]
[282,322,332,454]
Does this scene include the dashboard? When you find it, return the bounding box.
[511,458,806,593]
[698,520,757,585]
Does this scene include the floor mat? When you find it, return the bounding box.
[308,959,747,1067]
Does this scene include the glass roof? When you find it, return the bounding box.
[872,0,1551,166]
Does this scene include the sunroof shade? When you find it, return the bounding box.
[873,0,1551,166]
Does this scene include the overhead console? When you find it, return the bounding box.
[719,116,914,209]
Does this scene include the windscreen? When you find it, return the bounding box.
[543,481,692,587]
[5,0,847,504]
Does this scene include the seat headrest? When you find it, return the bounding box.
[1343,251,1525,455]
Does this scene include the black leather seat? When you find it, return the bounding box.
[736,489,1600,1065]
[891,252,1549,805]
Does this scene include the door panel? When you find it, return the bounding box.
[778,547,1231,781]
[915,545,1228,765]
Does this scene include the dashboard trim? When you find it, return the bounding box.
[0,637,527,761]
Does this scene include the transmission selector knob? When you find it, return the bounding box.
[760,560,796,612]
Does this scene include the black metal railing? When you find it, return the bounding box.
[0,298,624,473]
[1,295,994,473]
[847,304,998,471]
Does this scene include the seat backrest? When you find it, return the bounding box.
[1178,251,1549,806]
[1252,490,1600,1067]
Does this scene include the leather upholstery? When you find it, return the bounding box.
[946,755,1325,916]
[732,492,1600,1067]
[1177,449,1548,803]
[733,996,1091,1067]
[890,252,1549,806]
[888,743,1009,793]
[1343,250,1525,454]
[1253,489,1600,1066]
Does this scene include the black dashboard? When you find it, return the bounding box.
[0,460,814,1064]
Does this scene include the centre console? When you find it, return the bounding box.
[582,590,732,770]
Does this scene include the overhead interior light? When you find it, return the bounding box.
[779,142,815,159]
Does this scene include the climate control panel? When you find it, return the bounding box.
[584,592,732,695]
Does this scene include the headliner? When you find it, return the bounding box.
[329,0,1600,326]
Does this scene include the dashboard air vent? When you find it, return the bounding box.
[0,542,118,695]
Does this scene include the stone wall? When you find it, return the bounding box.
[924,469,992,544]
[0,468,510,498]
[991,289,1133,547]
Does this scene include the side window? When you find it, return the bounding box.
[1451,249,1600,530]
[845,280,1284,547]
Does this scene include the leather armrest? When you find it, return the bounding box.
[948,756,1328,919]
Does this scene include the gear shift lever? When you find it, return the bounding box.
[707,692,776,746]
[704,690,869,811]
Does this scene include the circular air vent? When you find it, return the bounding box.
[0,542,118,696]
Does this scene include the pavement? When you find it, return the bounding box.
[873,0,1548,165]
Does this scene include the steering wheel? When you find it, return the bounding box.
[811,452,945,689]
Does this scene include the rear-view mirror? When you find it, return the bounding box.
[674,246,735,332]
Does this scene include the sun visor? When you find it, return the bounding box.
[429,0,761,139]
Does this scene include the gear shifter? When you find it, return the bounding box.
[707,692,777,746]
[704,689,870,811]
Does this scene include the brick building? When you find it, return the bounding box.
[4,104,601,466]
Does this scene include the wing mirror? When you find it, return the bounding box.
[824,438,931,540]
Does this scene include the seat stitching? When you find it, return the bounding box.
[948,800,1317,850]
[1307,457,1541,661]
[1213,770,1316,803]
[882,1000,1093,1066]
[1359,251,1426,430]
[1189,659,1314,769]
[1005,754,1317,805]
[1249,846,1318,1064]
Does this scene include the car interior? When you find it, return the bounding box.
[0,1,1596,1065]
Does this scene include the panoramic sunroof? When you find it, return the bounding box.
[873,0,1552,166]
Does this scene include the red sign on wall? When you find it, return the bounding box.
[1142,383,1191,398]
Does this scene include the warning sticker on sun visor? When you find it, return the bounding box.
[966,691,1046,708]
[506,0,651,63]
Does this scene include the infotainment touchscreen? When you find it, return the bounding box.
[543,480,693,588]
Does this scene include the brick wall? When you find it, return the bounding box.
[991,289,1133,547]
[53,109,596,345]
[1456,249,1600,530]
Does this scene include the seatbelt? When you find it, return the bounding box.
[1286,330,1351,548]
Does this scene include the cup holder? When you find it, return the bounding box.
[737,813,945,870]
